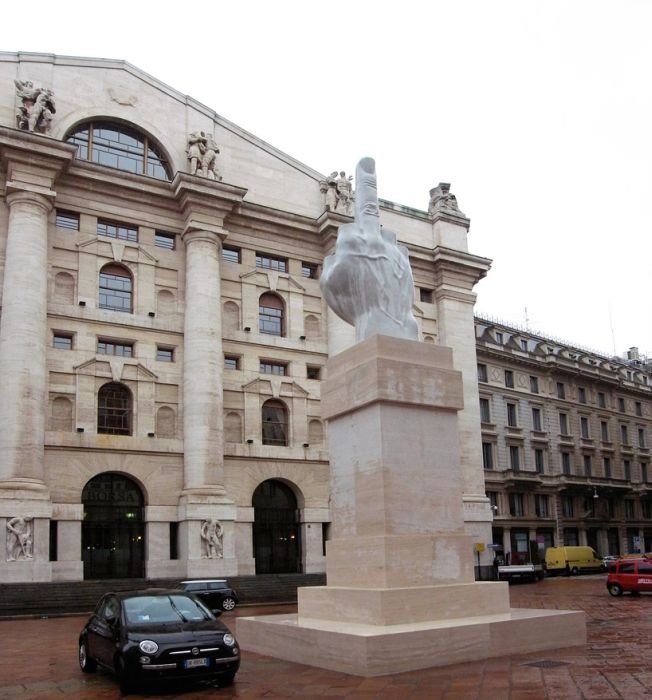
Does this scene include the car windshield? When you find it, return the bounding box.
[123,594,212,624]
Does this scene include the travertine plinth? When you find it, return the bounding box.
[238,336,586,675]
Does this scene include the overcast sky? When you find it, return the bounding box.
[4,0,651,359]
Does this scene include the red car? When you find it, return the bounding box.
[606,557,652,596]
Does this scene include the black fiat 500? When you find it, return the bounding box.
[79,589,240,694]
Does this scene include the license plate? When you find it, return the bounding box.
[184,657,209,669]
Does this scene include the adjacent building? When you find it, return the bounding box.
[477,317,652,562]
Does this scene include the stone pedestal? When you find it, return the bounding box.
[238,336,586,676]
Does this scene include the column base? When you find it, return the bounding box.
[237,604,586,677]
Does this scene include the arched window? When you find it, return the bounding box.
[98,382,133,435]
[99,264,133,313]
[259,293,284,337]
[262,399,288,446]
[65,121,171,180]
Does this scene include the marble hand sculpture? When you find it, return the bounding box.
[320,157,419,342]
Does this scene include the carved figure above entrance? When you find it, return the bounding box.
[428,182,465,217]
[201,518,224,558]
[319,170,354,216]
[187,131,222,180]
[6,516,33,561]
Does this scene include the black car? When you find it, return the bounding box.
[180,579,239,612]
[78,589,240,694]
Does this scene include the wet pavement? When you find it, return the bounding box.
[1,575,651,699]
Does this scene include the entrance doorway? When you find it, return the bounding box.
[82,473,145,579]
[252,480,300,574]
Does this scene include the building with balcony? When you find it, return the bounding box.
[476,316,652,562]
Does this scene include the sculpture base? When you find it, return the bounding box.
[237,604,586,677]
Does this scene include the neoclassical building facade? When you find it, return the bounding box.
[477,318,652,561]
[0,52,492,583]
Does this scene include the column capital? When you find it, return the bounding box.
[5,189,54,214]
[181,221,227,246]
[432,246,492,294]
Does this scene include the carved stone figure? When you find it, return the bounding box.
[14,80,56,134]
[201,134,222,180]
[187,130,206,175]
[200,518,224,559]
[428,182,465,217]
[6,516,33,561]
[320,170,354,216]
[320,157,419,342]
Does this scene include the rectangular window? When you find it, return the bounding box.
[169,522,179,560]
[53,333,73,350]
[583,454,592,477]
[642,463,649,483]
[302,262,319,279]
[480,397,491,423]
[507,402,518,427]
[643,501,652,519]
[557,382,566,399]
[559,412,569,435]
[535,494,549,518]
[562,496,574,518]
[531,407,542,432]
[529,376,539,393]
[598,392,606,408]
[495,331,504,344]
[625,500,635,519]
[509,445,520,471]
[580,416,590,439]
[306,365,322,380]
[520,339,528,351]
[535,449,545,474]
[224,355,240,370]
[482,442,494,470]
[97,339,133,357]
[49,520,58,562]
[621,424,629,445]
[477,363,488,382]
[55,210,79,231]
[156,346,174,362]
[504,370,514,388]
[488,491,498,513]
[635,401,643,417]
[154,230,175,250]
[97,219,138,242]
[618,397,625,413]
[256,252,287,272]
[638,428,646,448]
[222,245,241,264]
[419,288,433,303]
[578,387,587,404]
[601,421,609,442]
[509,492,524,517]
[260,360,287,376]
[604,456,612,478]
[562,452,571,475]
[624,460,631,481]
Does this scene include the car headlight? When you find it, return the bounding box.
[139,640,159,654]
[223,633,235,647]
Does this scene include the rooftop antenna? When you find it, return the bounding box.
[607,302,617,356]
[524,306,530,331]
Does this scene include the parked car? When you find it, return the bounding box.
[602,554,620,568]
[606,557,652,596]
[180,579,239,612]
[78,589,240,694]
[544,546,605,576]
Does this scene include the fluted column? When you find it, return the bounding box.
[0,190,52,488]
[181,226,226,494]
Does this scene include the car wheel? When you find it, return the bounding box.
[608,583,623,597]
[219,670,237,687]
[78,638,97,673]
[221,597,237,611]
[570,567,579,576]
[115,654,137,695]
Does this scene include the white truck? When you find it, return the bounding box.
[497,561,545,582]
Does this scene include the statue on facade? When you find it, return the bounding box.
[320,157,419,342]
[200,518,224,559]
[14,80,56,134]
[6,516,33,561]
[428,182,465,217]
[320,170,354,216]
[201,134,222,180]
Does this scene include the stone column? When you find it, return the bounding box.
[181,225,226,494]
[0,191,51,487]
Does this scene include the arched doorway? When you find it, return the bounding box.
[252,480,300,574]
[82,473,145,579]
